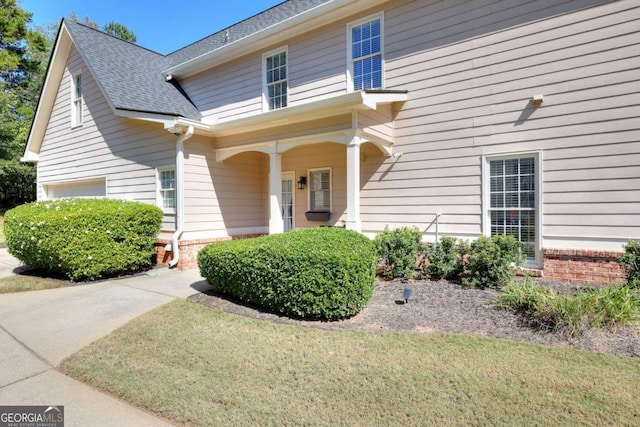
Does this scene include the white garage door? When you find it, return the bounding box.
[45,179,106,199]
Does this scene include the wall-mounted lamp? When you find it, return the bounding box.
[297,176,307,190]
[532,94,544,106]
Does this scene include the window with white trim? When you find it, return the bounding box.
[486,154,540,263]
[348,15,383,91]
[71,73,83,127]
[263,48,287,110]
[158,168,176,213]
[309,168,331,212]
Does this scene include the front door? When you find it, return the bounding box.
[282,172,295,231]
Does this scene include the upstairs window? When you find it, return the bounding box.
[158,168,176,213]
[349,15,383,91]
[71,73,83,127]
[264,48,288,110]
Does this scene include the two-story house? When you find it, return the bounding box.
[23,0,640,284]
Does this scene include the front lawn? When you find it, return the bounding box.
[0,275,66,294]
[60,300,640,426]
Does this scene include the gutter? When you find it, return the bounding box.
[167,125,194,268]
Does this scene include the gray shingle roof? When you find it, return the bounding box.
[63,0,332,120]
[167,0,332,67]
[65,19,202,120]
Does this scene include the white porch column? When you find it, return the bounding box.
[345,137,362,232]
[269,151,284,234]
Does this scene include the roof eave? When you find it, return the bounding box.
[22,20,69,163]
[165,0,390,79]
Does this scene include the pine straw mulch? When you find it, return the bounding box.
[188,277,640,358]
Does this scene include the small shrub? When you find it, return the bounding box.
[374,226,422,279]
[463,235,525,289]
[423,236,468,280]
[496,277,556,314]
[497,280,640,336]
[4,199,162,281]
[618,240,640,287]
[198,227,377,320]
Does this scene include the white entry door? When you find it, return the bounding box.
[282,172,295,231]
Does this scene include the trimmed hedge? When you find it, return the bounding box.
[4,198,162,281]
[374,226,422,279]
[198,227,377,320]
[463,235,525,289]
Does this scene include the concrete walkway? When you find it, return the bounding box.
[0,247,25,278]
[0,248,211,426]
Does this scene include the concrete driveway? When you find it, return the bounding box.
[0,247,25,278]
[0,250,211,426]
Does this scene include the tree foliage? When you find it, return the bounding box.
[69,12,137,42]
[103,21,137,42]
[0,0,50,208]
[0,2,138,209]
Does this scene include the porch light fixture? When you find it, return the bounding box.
[297,176,307,190]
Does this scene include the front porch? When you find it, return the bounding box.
[160,90,407,267]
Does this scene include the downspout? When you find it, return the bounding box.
[169,125,194,268]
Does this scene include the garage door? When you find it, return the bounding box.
[45,178,106,199]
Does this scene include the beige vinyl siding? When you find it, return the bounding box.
[181,54,263,122]
[287,21,347,104]
[351,0,640,248]
[358,105,394,142]
[183,137,267,236]
[37,46,177,229]
[179,19,349,122]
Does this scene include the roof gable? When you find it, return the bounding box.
[64,20,201,120]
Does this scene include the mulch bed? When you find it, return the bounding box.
[188,278,640,358]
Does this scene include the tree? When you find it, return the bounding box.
[0,0,48,207]
[68,12,136,43]
[103,21,136,42]
[68,11,98,29]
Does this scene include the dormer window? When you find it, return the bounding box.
[348,15,383,91]
[263,48,288,111]
[71,73,83,127]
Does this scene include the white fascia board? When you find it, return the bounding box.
[209,90,406,137]
[23,23,71,163]
[165,0,390,79]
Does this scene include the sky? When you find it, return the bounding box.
[20,0,286,54]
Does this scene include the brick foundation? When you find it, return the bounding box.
[154,234,265,269]
[542,248,625,286]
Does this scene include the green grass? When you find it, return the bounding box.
[0,275,66,294]
[60,300,640,426]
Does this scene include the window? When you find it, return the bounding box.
[485,153,541,264]
[71,73,83,127]
[349,15,383,91]
[309,168,331,211]
[264,48,287,110]
[158,168,176,212]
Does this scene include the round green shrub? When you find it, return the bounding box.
[374,226,422,279]
[198,227,377,320]
[4,198,162,281]
[463,234,525,289]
